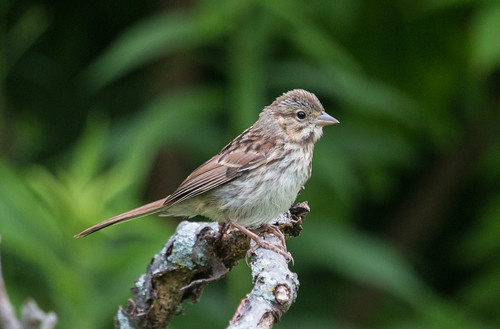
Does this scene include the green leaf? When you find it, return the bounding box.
[82,4,235,91]
[295,221,427,304]
[471,3,500,73]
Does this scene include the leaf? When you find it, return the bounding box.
[470,3,500,73]
[82,4,235,91]
[260,0,360,71]
[295,221,427,303]
[3,4,49,73]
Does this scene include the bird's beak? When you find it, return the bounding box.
[316,112,339,126]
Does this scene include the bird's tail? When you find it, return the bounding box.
[74,197,168,238]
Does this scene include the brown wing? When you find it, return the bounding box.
[163,135,277,207]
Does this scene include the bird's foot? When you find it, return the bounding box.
[230,221,293,264]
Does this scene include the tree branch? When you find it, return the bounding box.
[115,202,310,329]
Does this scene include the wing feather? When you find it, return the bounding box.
[163,137,277,207]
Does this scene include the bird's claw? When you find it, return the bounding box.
[245,240,294,265]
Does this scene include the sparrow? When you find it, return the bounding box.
[75,89,339,260]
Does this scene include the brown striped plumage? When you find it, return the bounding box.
[75,89,338,239]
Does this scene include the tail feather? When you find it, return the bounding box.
[74,198,168,238]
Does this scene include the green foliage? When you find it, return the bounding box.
[1,0,500,328]
[0,124,172,328]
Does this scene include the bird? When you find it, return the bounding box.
[75,89,339,260]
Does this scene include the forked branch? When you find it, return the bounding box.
[115,202,310,329]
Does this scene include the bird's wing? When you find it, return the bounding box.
[74,142,277,238]
[163,138,278,207]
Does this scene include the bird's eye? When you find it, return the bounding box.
[296,111,306,119]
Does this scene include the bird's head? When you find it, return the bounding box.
[260,89,339,144]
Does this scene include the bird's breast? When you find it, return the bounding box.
[212,144,313,227]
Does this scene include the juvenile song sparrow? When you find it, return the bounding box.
[75,89,339,259]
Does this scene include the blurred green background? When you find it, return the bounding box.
[1,0,500,328]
